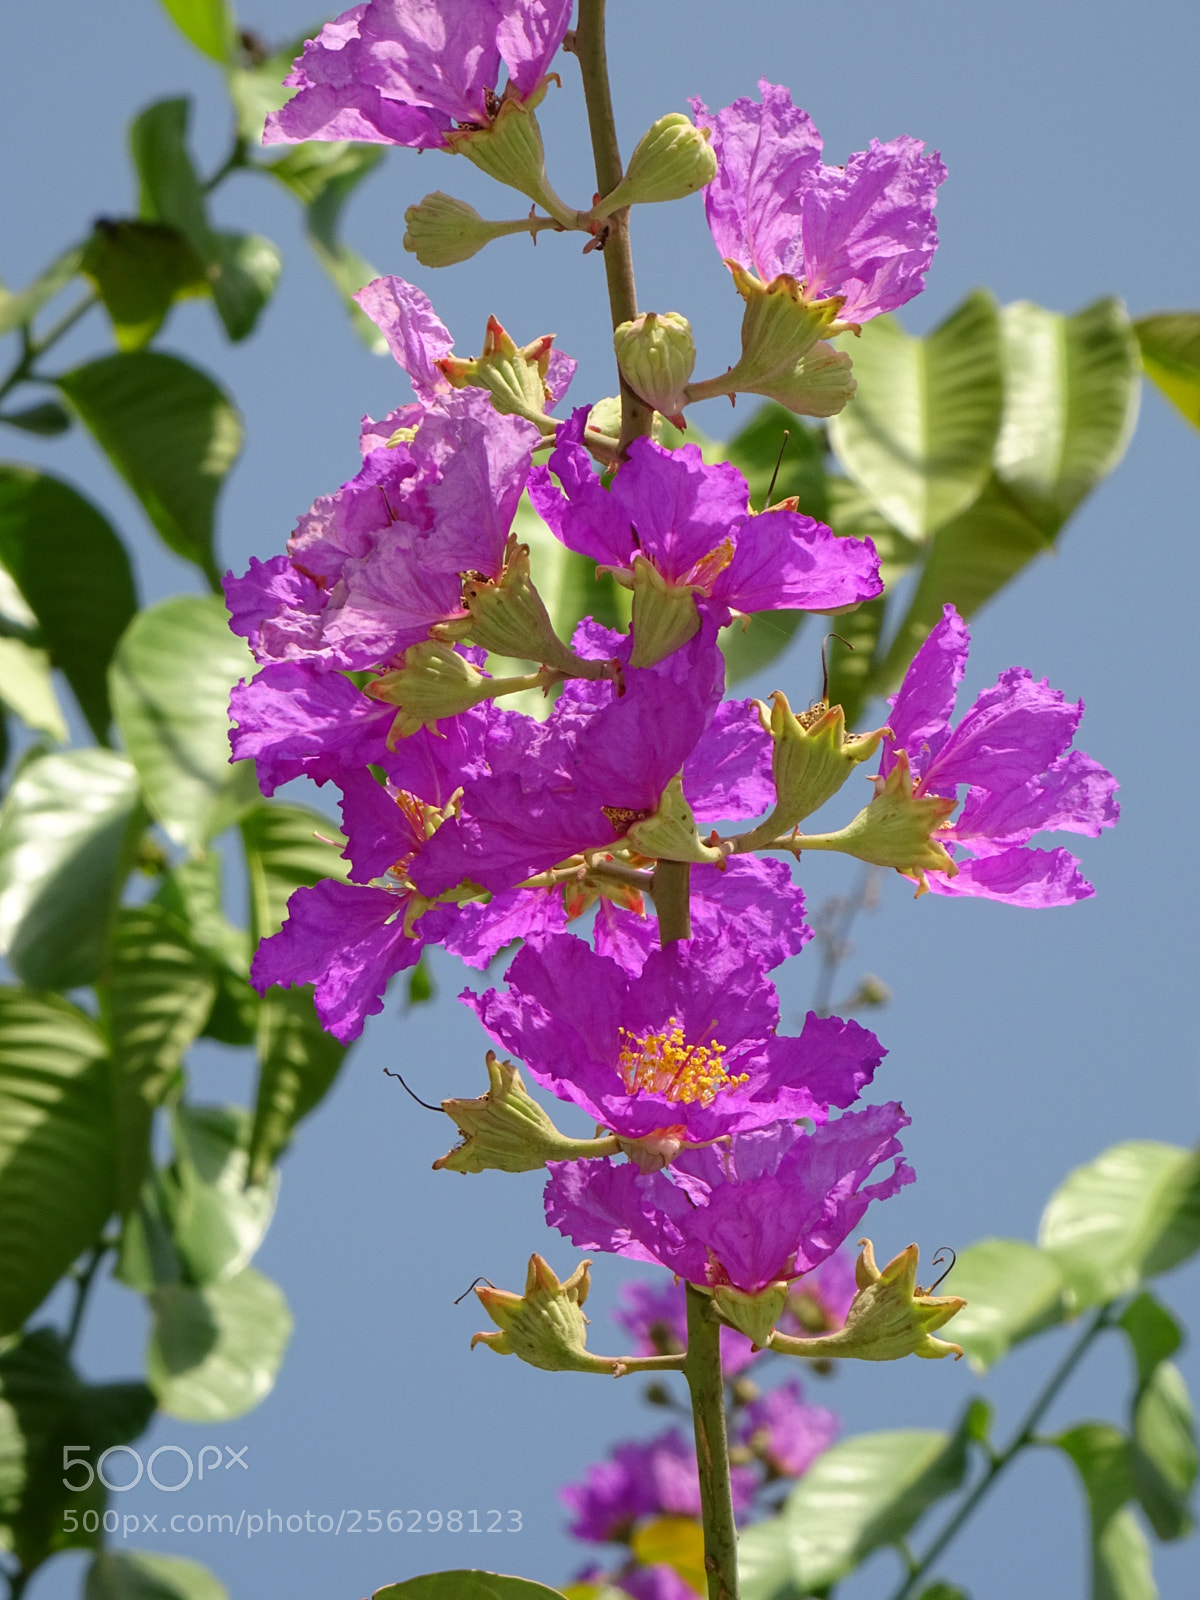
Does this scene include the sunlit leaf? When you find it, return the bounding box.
[0,994,114,1335]
[240,801,349,942]
[0,638,67,743]
[0,750,144,989]
[829,290,1004,541]
[250,987,345,1182]
[1056,1424,1156,1600]
[227,32,314,145]
[58,352,242,587]
[1130,1361,1196,1541]
[81,219,208,351]
[168,1105,278,1285]
[0,244,85,340]
[1119,1294,1183,1389]
[156,0,236,63]
[1038,1141,1200,1310]
[147,1267,292,1422]
[630,1516,706,1593]
[208,231,282,342]
[1135,312,1200,432]
[87,1549,229,1600]
[110,596,258,851]
[0,466,138,741]
[939,1238,1068,1373]
[129,99,213,259]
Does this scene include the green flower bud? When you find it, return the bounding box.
[591,114,717,218]
[625,774,726,866]
[769,1240,966,1363]
[613,312,696,426]
[402,192,534,269]
[792,749,958,893]
[447,100,579,230]
[434,1052,619,1174]
[736,691,890,848]
[439,315,558,429]
[365,639,555,743]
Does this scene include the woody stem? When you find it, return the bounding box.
[685,1284,741,1600]
[652,860,692,944]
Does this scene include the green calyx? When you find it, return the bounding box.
[365,639,555,743]
[626,774,726,866]
[447,98,580,230]
[590,113,717,218]
[402,192,545,269]
[434,1052,620,1175]
[626,553,702,668]
[686,266,856,418]
[769,1240,967,1363]
[712,1281,791,1348]
[613,311,696,426]
[793,748,958,893]
[438,315,560,430]
[736,692,890,848]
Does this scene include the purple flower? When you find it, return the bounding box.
[531,413,881,619]
[736,1379,840,1477]
[691,81,945,324]
[560,1429,753,1544]
[614,1277,759,1377]
[616,1566,702,1600]
[264,0,572,149]
[882,605,1119,905]
[467,930,884,1147]
[545,1105,913,1293]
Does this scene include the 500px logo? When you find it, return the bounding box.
[62,1445,248,1492]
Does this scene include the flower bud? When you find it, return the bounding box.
[769,1240,966,1363]
[439,315,558,429]
[613,312,696,427]
[447,100,578,230]
[713,1280,791,1349]
[402,192,526,269]
[686,267,857,419]
[793,749,957,893]
[591,114,717,218]
[366,640,555,743]
[472,1255,603,1371]
[625,774,726,866]
[434,1052,620,1174]
[737,692,890,848]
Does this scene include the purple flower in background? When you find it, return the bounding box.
[264,0,573,148]
[691,81,945,324]
[614,1278,759,1376]
[531,414,881,619]
[546,1105,913,1293]
[736,1379,840,1477]
[560,1429,753,1544]
[882,605,1119,905]
[468,930,884,1148]
[784,1249,857,1337]
[614,1566,700,1600]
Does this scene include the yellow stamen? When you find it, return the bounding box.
[617,1016,748,1106]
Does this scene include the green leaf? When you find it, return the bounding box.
[0,465,139,741]
[81,219,208,351]
[110,595,258,851]
[0,244,85,340]
[738,1426,971,1597]
[208,231,282,342]
[87,1549,229,1600]
[290,144,387,353]
[146,1267,292,1421]
[0,401,73,436]
[517,493,624,642]
[156,0,236,63]
[103,905,218,1211]
[250,986,346,1182]
[0,638,67,742]
[1056,1424,1157,1600]
[995,297,1140,536]
[0,1329,155,1572]
[1130,1361,1197,1541]
[407,957,435,1007]
[240,801,349,943]
[0,992,114,1335]
[915,1588,970,1600]
[0,750,144,989]
[1120,1294,1183,1389]
[129,99,212,260]
[829,290,1004,542]
[1038,1141,1200,1310]
[1135,312,1200,432]
[168,1105,278,1284]
[869,477,1046,697]
[373,1577,567,1600]
[938,1238,1068,1373]
[153,852,257,1044]
[823,479,919,723]
[57,351,243,587]
[721,403,828,520]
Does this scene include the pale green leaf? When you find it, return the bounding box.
[1038,1141,1200,1310]
[0,245,85,340]
[1119,1294,1183,1389]
[0,750,144,989]
[0,994,113,1335]
[129,99,213,260]
[209,232,282,342]
[88,1549,229,1600]
[1135,312,1200,433]
[156,0,236,63]
[58,352,243,587]
[0,638,67,742]
[147,1267,292,1421]
[829,290,1004,541]
[110,595,258,851]
[169,1105,278,1284]
[240,801,349,943]
[0,466,138,741]
[1056,1425,1157,1600]
[373,1577,567,1600]
[250,986,346,1182]
[1131,1361,1197,1541]
[939,1238,1068,1373]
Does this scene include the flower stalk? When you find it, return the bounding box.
[685,1284,741,1600]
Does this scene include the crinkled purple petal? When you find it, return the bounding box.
[229,664,392,795]
[420,402,540,576]
[543,347,577,409]
[495,0,572,97]
[923,668,1083,797]
[223,556,330,667]
[711,510,881,615]
[927,846,1094,907]
[265,81,451,148]
[545,1157,710,1282]
[882,604,969,781]
[800,137,946,321]
[444,885,569,968]
[529,412,636,568]
[683,699,773,822]
[690,81,824,281]
[608,441,750,583]
[336,769,418,882]
[353,276,454,398]
[954,748,1120,848]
